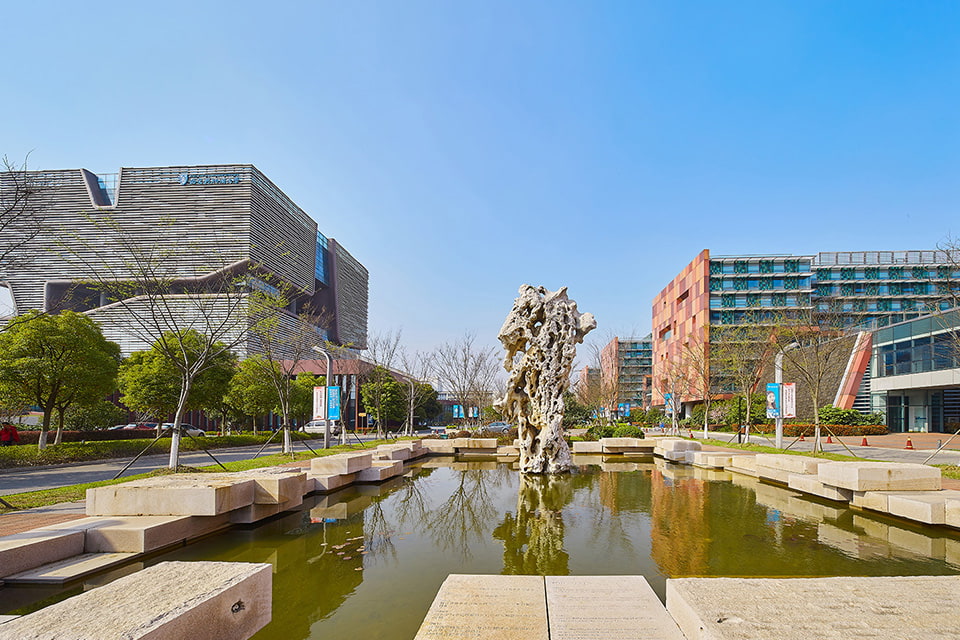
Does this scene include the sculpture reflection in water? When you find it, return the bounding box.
[493,473,575,575]
[497,285,595,474]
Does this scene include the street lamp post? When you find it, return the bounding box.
[311,345,333,449]
[775,342,800,450]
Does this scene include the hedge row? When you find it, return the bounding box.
[749,424,888,437]
[0,432,322,469]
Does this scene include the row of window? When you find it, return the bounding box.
[710,277,810,291]
[709,259,807,275]
[816,266,960,281]
[875,333,959,377]
[814,282,951,296]
[710,294,810,309]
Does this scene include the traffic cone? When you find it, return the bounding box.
[905,437,914,450]
[799,433,805,441]
[861,437,869,446]
[826,435,833,444]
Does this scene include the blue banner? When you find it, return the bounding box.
[765,383,781,419]
[327,386,341,421]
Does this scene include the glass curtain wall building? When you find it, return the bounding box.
[654,249,960,418]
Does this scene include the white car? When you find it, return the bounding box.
[161,423,206,437]
[303,420,342,436]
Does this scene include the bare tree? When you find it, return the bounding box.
[658,351,692,435]
[433,333,500,427]
[399,348,435,436]
[0,155,46,331]
[681,338,718,438]
[709,323,777,441]
[246,279,330,454]
[772,309,867,453]
[58,216,256,468]
[363,329,403,438]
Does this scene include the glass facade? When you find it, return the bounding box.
[708,252,959,328]
[315,232,328,285]
[870,309,960,432]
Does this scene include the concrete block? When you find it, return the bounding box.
[415,574,547,640]
[463,438,498,449]
[0,529,85,579]
[546,575,685,639]
[310,451,373,475]
[851,490,919,513]
[787,473,853,503]
[664,450,694,464]
[754,453,822,476]
[309,494,373,521]
[230,494,303,524]
[0,560,271,640]
[374,444,413,461]
[40,515,200,553]
[86,475,256,517]
[652,438,699,453]
[419,438,455,454]
[3,552,138,584]
[817,461,941,492]
[306,472,357,493]
[692,452,737,469]
[213,470,308,505]
[756,465,792,485]
[886,490,960,526]
[357,460,404,482]
[573,441,603,453]
[667,576,960,640]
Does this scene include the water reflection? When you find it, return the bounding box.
[4,460,960,640]
[493,474,574,575]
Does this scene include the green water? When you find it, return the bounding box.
[7,459,960,639]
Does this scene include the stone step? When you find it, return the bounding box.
[415,574,685,640]
[667,576,960,640]
[0,561,271,639]
[0,529,84,579]
[3,552,138,584]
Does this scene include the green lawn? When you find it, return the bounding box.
[0,439,392,513]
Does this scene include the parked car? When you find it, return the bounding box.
[161,423,206,437]
[122,423,159,431]
[302,420,342,436]
[485,421,513,434]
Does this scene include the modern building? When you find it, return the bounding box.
[600,335,653,413]
[653,249,960,417]
[0,164,368,355]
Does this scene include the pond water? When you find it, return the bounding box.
[6,458,960,639]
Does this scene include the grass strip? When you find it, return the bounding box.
[699,438,877,462]
[0,439,392,513]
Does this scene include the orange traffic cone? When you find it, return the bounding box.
[826,435,833,444]
[861,437,869,446]
[905,437,914,450]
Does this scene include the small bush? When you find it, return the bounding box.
[612,424,642,438]
[818,406,885,426]
[585,424,616,440]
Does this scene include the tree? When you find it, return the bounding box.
[399,348,436,435]
[0,156,44,327]
[772,311,868,453]
[658,351,692,435]
[0,310,120,449]
[360,366,406,428]
[59,215,256,468]
[62,400,127,431]
[362,330,403,438]
[223,356,278,432]
[246,278,330,453]
[681,339,718,438]
[118,330,236,434]
[290,373,322,425]
[434,333,500,427]
[709,323,777,441]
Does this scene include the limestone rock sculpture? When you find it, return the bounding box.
[497,285,596,474]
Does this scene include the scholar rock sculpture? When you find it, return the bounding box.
[497,285,596,474]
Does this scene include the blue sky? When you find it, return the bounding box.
[3,1,959,356]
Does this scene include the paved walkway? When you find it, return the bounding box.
[0,501,86,537]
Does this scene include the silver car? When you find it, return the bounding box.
[303,420,342,436]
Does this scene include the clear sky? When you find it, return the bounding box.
[3,1,959,357]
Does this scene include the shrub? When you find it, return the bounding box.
[817,406,884,426]
[585,424,616,440]
[749,423,888,437]
[612,424,642,438]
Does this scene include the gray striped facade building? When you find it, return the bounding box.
[1,164,367,355]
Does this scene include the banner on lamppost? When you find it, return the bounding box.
[765,383,782,419]
[453,405,463,419]
[313,386,327,421]
[664,393,673,415]
[782,382,796,419]
[327,386,341,421]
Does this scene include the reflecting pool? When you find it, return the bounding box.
[7,458,960,640]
